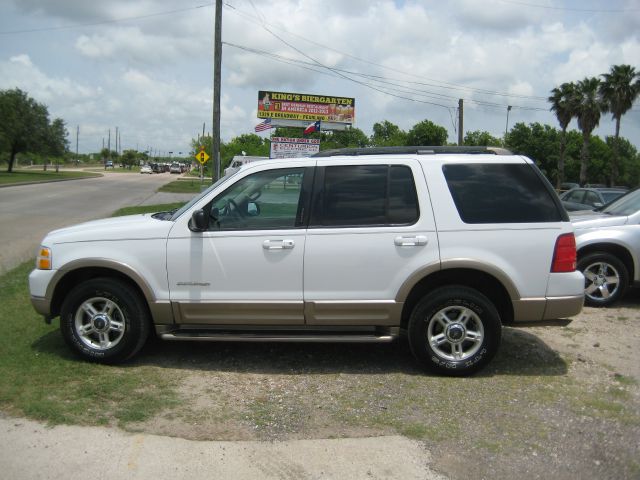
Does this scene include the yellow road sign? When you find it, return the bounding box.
[195,149,210,165]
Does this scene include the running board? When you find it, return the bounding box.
[160,328,398,343]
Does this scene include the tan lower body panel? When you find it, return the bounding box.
[169,300,403,326]
[172,301,304,325]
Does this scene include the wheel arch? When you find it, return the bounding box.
[398,267,515,330]
[48,260,157,320]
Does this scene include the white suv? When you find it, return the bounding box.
[29,147,584,375]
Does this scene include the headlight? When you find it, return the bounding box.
[37,247,52,270]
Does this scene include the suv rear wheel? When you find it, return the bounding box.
[60,278,150,363]
[408,286,501,376]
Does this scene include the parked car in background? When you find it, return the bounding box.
[560,187,627,211]
[558,182,579,193]
[170,163,182,174]
[105,160,114,169]
[140,165,153,174]
[572,188,640,306]
[151,163,164,173]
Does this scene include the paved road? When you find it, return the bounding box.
[0,172,194,274]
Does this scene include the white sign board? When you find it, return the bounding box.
[270,137,320,159]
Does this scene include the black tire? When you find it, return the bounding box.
[60,278,150,363]
[578,252,628,307]
[407,286,501,376]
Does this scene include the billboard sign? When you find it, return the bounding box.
[270,137,320,159]
[258,91,355,124]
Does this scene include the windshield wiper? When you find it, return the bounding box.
[151,209,177,221]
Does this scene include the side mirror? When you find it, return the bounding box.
[189,209,208,232]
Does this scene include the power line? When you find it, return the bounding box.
[0,3,213,35]
[223,41,549,112]
[224,3,550,102]
[496,0,639,13]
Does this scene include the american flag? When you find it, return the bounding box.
[254,118,273,132]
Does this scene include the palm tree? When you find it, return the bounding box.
[575,77,604,185]
[548,82,577,188]
[599,65,640,186]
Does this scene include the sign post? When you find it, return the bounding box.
[195,148,210,188]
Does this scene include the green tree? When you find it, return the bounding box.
[121,149,137,169]
[47,118,68,172]
[406,120,448,146]
[574,77,604,185]
[548,82,577,188]
[370,120,407,146]
[463,130,502,147]
[599,64,640,185]
[320,127,369,150]
[505,122,561,181]
[222,134,269,169]
[0,88,50,173]
[607,136,640,187]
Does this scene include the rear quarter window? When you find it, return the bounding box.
[442,163,562,223]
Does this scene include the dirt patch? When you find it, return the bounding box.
[125,294,640,479]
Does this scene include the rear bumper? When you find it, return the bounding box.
[513,294,584,323]
[543,294,584,320]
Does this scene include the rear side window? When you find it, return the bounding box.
[311,164,419,227]
[442,163,562,223]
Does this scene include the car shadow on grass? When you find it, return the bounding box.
[32,325,567,377]
[124,326,566,377]
[31,327,567,377]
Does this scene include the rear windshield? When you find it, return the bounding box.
[442,163,563,224]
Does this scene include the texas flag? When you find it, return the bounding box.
[303,120,321,135]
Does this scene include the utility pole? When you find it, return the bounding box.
[212,0,222,183]
[115,126,119,156]
[107,129,111,159]
[505,105,512,144]
[76,125,79,165]
[458,99,464,146]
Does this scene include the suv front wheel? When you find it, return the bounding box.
[60,278,150,363]
[408,286,501,376]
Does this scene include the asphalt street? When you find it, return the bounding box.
[0,171,193,274]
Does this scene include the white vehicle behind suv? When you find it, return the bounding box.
[29,146,584,375]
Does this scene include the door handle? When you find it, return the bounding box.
[394,235,428,247]
[262,239,295,250]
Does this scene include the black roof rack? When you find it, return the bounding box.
[312,146,512,157]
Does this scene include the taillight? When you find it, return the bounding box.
[551,233,576,272]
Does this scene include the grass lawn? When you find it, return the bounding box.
[0,170,101,185]
[157,178,205,193]
[0,262,179,427]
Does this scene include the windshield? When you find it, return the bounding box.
[601,189,640,216]
[169,173,237,221]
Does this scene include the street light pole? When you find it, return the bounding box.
[505,105,512,143]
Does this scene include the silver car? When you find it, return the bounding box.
[572,189,640,306]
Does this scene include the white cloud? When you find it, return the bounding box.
[1,0,639,152]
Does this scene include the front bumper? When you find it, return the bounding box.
[28,268,57,318]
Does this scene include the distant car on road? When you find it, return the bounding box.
[140,165,153,174]
[105,160,114,169]
[170,163,182,174]
[560,187,627,211]
[572,188,640,306]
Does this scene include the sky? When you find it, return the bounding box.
[0,0,639,156]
